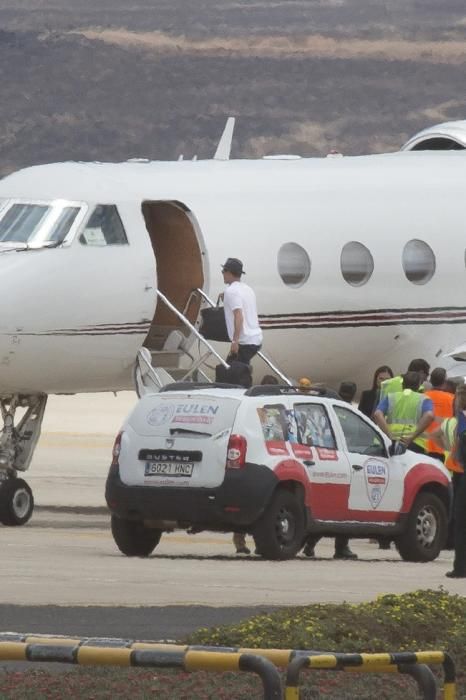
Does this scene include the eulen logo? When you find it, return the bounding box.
[364,459,389,509]
[147,404,175,426]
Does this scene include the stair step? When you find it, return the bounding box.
[144,324,188,351]
[150,350,183,368]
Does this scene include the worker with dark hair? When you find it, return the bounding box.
[338,381,357,404]
[374,371,434,453]
[379,358,430,401]
[425,367,454,459]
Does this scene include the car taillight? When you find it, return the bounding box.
[226,434,247,469]
[111,431,123,467]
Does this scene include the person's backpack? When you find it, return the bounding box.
[215,361,252,388]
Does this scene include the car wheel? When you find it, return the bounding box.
[395,492,447,562]
[252,489,305,560]
[0,478,34,526]
[111,515,162,557]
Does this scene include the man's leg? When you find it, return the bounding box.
[447,473,466,577]
[334,535,358,559]
[236,344,261,364]
[233,532,250,555]
[303,534,322,557]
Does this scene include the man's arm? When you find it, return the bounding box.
[373,409,392,439]
[400,411,434,445]
[230,308,244,355]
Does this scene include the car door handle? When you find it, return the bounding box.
[303,460,315,467]
[352,464,363,471]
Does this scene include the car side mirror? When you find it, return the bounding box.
[389,440,407,457]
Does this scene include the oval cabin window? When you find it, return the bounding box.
[402,239,435,284]
[340,241,374,286]
[278,242,311,288]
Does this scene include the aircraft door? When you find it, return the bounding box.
[141,201,205,351]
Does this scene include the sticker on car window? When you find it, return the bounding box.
[257,405,290,456]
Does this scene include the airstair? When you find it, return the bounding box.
[134,288,292,396]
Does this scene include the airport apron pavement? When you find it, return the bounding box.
[0,393,462,644]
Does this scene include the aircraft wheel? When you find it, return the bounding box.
[111,515,162,556]
[0,478,34,526]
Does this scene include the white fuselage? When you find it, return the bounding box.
[0,151,465,396]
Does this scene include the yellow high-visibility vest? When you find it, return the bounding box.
[386,389,428,450]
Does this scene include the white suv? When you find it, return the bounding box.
[106,383,451,561]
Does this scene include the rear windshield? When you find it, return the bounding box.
[134,394,241,437]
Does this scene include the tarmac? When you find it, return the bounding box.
[0,392,462,612]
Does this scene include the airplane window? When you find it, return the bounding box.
[402,239,435,284]
[277,242,311,287]
[48,207,80,243]
[79,205,128,246]
[0,203,50,243]
[340,241,374,286]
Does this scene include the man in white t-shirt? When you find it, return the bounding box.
[221,257,263,364]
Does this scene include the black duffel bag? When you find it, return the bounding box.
[215,361,252,389]
[199,306,230,342]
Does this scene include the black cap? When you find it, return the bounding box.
[221,257,245,276]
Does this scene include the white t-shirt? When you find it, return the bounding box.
[223,281,263,346]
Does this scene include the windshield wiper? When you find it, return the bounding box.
[0,242,30,253]
[169,428,212,437]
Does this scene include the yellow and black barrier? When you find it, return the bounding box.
[285,651,456,700]
[0,635,457,699]
[0,640,282,699]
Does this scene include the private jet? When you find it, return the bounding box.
[0,117,465,525]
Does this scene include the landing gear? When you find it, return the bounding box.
[0,394,47,527]
[0,477,34,526]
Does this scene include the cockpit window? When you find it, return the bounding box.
[79,205,128,246]
[48,207,81,243]
[0,204,50,243]
[0,200,84,248]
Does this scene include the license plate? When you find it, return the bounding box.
[144,461,194,477]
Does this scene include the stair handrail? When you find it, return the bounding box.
[155,289,229,369]
[193,288,294,386]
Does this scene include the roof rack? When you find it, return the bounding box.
[244,384,340,398]
[159,382,244,393]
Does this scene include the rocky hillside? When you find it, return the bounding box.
[1,1,466,176]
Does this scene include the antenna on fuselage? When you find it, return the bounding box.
[213,117,236,160]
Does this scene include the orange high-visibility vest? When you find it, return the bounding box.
[425,389,454,454]
[441,417,464,474]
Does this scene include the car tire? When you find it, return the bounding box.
[395,492,447,562]
[252,488,305,560]
[111,515,162,557]
[0,478,34,526]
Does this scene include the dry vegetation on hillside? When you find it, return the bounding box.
[1,1,466,175]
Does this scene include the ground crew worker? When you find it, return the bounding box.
[425,367,454,459]
[373,371,434,453]
[446,385,466,578]
[379,358,430,401]
[431,408,463,550]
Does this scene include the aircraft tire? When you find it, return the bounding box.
[111,515,162,556]
[252,488,305,560]
[395,492,447,562]
[0,477,34,526]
